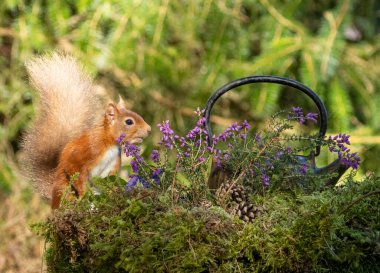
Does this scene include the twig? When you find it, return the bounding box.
[171,158,181,205]
[339,190,380,215]
[258,137,280,156]
[220,169,248,203]
[0,27,15,37]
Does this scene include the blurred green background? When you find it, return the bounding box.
[0,0,379,271]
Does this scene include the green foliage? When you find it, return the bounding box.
[33,173,380,272]
[0,158,13,195]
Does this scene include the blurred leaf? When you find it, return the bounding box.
[327,78,353,132]
[0,159,13,195]
[0,0,379,183]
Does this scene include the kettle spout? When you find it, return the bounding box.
[314,158,349,187]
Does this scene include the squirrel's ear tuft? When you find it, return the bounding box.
[106,103,118,125]
[117,95,127,109]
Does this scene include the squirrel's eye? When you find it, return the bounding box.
[125,119,134,125]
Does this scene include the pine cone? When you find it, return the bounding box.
[230,185,247,203]
[215,181,232,207]
[235,202,264,222]
[216,181,263,223]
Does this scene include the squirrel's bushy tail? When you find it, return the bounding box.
[22,53,101,200]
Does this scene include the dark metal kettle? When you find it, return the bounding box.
[203,76,349,189]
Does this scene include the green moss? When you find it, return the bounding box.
[32,175,380,272]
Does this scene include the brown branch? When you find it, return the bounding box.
[171,157,181,205]
[339,190,380,215]
[0,27,15,37]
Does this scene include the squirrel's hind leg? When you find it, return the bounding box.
[51,170,88,209]
[51,174,69,209]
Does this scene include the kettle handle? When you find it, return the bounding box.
[203,75,328,156]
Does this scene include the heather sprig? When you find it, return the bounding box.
[119,108,252,198]
[121,141,162,191]
[119,106,360,196]
[123,142,144,173]
[115,133,126,144]
[288,107,319,125]
[221,107,360,192]
[327,133,361,169]
[156,109,250,167]
[150,150,160,163]
[125,175,148,192]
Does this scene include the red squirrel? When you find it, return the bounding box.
[21,53,151,209]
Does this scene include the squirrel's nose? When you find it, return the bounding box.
[146,124,151,133]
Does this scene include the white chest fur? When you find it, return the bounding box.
[90,146,120,178]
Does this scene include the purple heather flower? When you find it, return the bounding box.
[115,133,126,144]
[150,150,160,163]
[158,120,175,149]
[275,151,284,160]
[306,112,318,123]
[125,176,138,191]
[346,153,360,169]
[130,159,140,173]
[230,122,241,131]
[158,120,174,135]
[213,155,222,168]
[217,132,227,142]
[123,142,141,157]
[327,133,360,169]
[179,137,186,147]
[241,120,251,130]
[261,174,270,187]
[284,146,293,154]
[292,106,305,124]
[152,168,162,184]
[199,157,206,162]
[197,117,206,126]
[214,120,251,144]
[338,150,361,170]
[254,133,261,143]
[299,163,309,175]
[292,107,303,116]
[291,107,318,125]
[125,175,149,192]
[223,153,231,161]
[186,126,201,139]
[121,141,146,174]
[125,176,148,192]
[336,133,351,145]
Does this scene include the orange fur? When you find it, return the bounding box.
[21,53,151,209]
[51,104,150,209]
